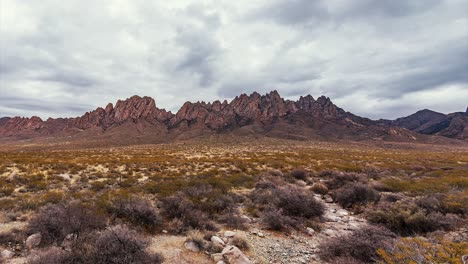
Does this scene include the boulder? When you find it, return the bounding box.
[26,233,42,250]
[211,253,223,262]
[222,246,252,264]
[211,236,225,247]
[184,241,201,252]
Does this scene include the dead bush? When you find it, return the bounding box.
[366,201,459,236]
[27,247,76,264]
[311,182,329,195]
[160,195,218,231]
[276,186,324,218]
[319,225,395,263]
[291,169,308,181]
[28,201,106,246]
[218,213,248,230]
[335,183,380,208]
[323,171,365,190]
[108,196,161,232]
[90,225,163,264]
[262,209,298,232]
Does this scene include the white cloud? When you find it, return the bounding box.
[0,0,466,119]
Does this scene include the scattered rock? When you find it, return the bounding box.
[306,227,315,236]
[211,236,226,247]
[216,261,226,264]
[222,246,252,264]
[184,241,201,252]
[162,230,168,234]
[26,233,42,250]
[224,231,236,237]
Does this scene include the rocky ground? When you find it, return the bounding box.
[1,194,366,264]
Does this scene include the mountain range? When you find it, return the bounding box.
[0,91,466,146]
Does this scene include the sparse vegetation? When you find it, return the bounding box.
[0,139,465,263]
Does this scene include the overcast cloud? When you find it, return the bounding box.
[0,0,467,119]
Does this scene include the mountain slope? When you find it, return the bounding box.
[379,108,468,140]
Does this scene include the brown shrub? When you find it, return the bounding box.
[262,209,298,232]
[335,183,380,208]
[323,171,365,190]
[160,195,218,231]
[28,201,106,246]
[291,169,308,181]
[311,182,329,195]
[276,186,324,218]
[89,225,163,264]
[319,225,395,263]
[366,201,459,236]
[107,196,161,232]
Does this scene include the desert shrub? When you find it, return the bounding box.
[0,179,14,197]
[276,186,324,218]
[107,195,161,232]
[218,213,248,230]
[291,169,308,181]
[335,183,380,208]
[323,171,365,190]
[377,237,468,264]
[311,182,329,195]
[27,247,76,264]
[89,225,163,264]
[160,195,218,231]
[28,201,106,246]
[262,209,298,232]
[366,201,459,236]
[319,225,395,263]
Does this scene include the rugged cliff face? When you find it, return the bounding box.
[0,91,462,144]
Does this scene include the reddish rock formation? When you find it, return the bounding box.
[0,91,464,143]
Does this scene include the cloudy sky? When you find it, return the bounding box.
[1,0,467,120]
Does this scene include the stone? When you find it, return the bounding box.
[224,231,236,237]
[323,229,337,237]
[337,209,349,216]
[1,249,14,259]
[240,215,252,223]
[325,215,341,222]
[184,241,201,252]
[211,236,225,247]
[162,230,168,234]
[26,233,42,250]
[211,253,223,262]
[222,246,252,264]
[217,261,226,264]
[306,227,315,236]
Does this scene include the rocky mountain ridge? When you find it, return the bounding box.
[0,91,464,145]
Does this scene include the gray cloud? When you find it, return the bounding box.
[0,0,467,120]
